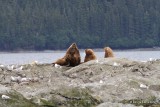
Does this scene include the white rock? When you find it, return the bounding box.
[39,76,44,79]
[11,76,21,82]
[0,64,5,68]
[14,66,24,71]
[21,78,30,82]
[55,64,61,68]
[140,84,148,89]
[22,74,26,77]
[113,62,120,66]
[2,95,10,100]
[28,78,32,81]
[34,60,38,63]
[30,60,38,65]
[149,58,152,61]
[0,65,8,71]
[149,58,155,61]
[7,65,14,71]
[11,76,15,81]
[99,80,103,84]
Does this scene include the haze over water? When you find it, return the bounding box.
[0,50,160,65]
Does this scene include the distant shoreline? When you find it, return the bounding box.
[0,47,160,53]
[114,47,160,52]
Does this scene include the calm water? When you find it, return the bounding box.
[0,50,160,65]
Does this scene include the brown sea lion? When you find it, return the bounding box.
[52,55,70,66]
[104,47,114,58]
[52,43,81,67]
[84,49,97,62]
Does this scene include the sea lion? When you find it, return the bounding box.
[52,55,70,66]
[104,47,114,58]
[52,43,81,67]
[84,49,97,62]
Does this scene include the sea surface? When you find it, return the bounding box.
[0,50,160,65]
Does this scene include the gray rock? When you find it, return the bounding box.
[97,102,142,107]
[0,84,11,94]
[0,58,160,107]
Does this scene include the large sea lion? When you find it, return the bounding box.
[84,49,97,62]
[104,47,114,58]
[52,43,81,67]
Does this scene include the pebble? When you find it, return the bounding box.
[2,95,10,100]
[96,59,99,63]
[140,83,149,89]
[113,62,120,66]
[11,76,21,82]
[99,80,103,84]
[21,78,30,82]
[55,64,61,68]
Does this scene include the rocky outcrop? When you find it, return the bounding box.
[0,58,160,107]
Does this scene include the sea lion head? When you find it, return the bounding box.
[85,49,94,55]
[104,47,114,57]
[68,43,78,55]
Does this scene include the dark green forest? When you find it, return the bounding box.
[0,0,160,51]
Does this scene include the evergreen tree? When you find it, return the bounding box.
[0,0,160,50]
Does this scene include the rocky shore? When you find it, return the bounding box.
[1,58,160,107]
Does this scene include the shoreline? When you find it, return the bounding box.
[0,47,160,53]
[0,49,160,65]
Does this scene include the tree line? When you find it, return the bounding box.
[0,0,160,51]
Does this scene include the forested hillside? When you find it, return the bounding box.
[0,0,160,50]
